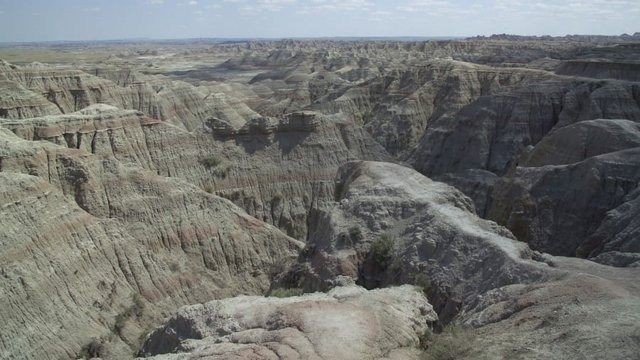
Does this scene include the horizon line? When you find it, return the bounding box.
[1,32,638,46]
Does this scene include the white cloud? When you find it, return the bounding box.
[393,0,640,22]
[189,0,199,5]
[240,0,297,13]
[302,0,374,12]
[147,0,165,4]
[493,0,639,19]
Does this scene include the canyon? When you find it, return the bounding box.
[0,34,639,359]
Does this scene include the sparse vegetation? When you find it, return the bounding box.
[390,256,403,278]
[212,163,231,178]
[415,273,432,295]
[420,324,475,360]
[113,311,128,335]
[113,293,145,336]
[203,184,215,194]
[79,338,104,359]
[337,232,351,247]
[370,234,396,269]
[348,226,363,242]
[334,180,344,200]
[200,155,221,169]
[267,287,304,298]
[361,109,375,123]
[169,262,180,272]
[301,244,317,257]
[131,293,145,317]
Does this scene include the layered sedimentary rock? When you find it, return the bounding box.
[521,119,640,167]
[208,111,391,239]
[2,106,390,240]
[556,60,640,82]
[485,119,640,259]
[0,126,301,359]
[141,285,437,360]
[411,79,640,178]
[0,61,231,131]
[313,60,539,158]
[489,147,640,258]
[0,79,62,118]
[585,188,640,266]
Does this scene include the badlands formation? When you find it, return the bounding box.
[0,35,639,359]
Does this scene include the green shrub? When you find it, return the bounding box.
[169,262,180,272]
[420,324,475,360]
[370,234,395,269]
[79,338,104,359]
[212,163,231,178]
[113,311,128,335]
[113,293,145,335]
[361,109,374,123]
[203,184,215,194]
[334,181,344,200]
[131,293,145,317]
[415,273,432,295]
[337,232,350,246]
[267,288,304,298]
[200,155,221,169]
[348,226,363,242]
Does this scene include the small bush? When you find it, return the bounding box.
[415,273,432,295]
[113,293,145,335]
[390,256,403,277]
[267,288,304,298]
[203,184,215,194]
[212,163,231,178]
[200,155,221,169]
[361,109,374,123]
[349,226,363,242]
[301,244,317,258]
[334,181,344,201]
[79,338,104,359]
[169,262,180,272]
[420,324,475,360]
[113,311,128,335]
[131,293,145,317]
[370,234,395,269]
[337,232,351,247]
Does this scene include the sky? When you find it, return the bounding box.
[0,0,638,42]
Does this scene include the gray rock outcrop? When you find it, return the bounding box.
[141,285,437,359]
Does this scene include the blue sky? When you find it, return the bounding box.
[0,0,638,42]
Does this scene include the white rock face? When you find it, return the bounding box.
[141,285,437,360]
